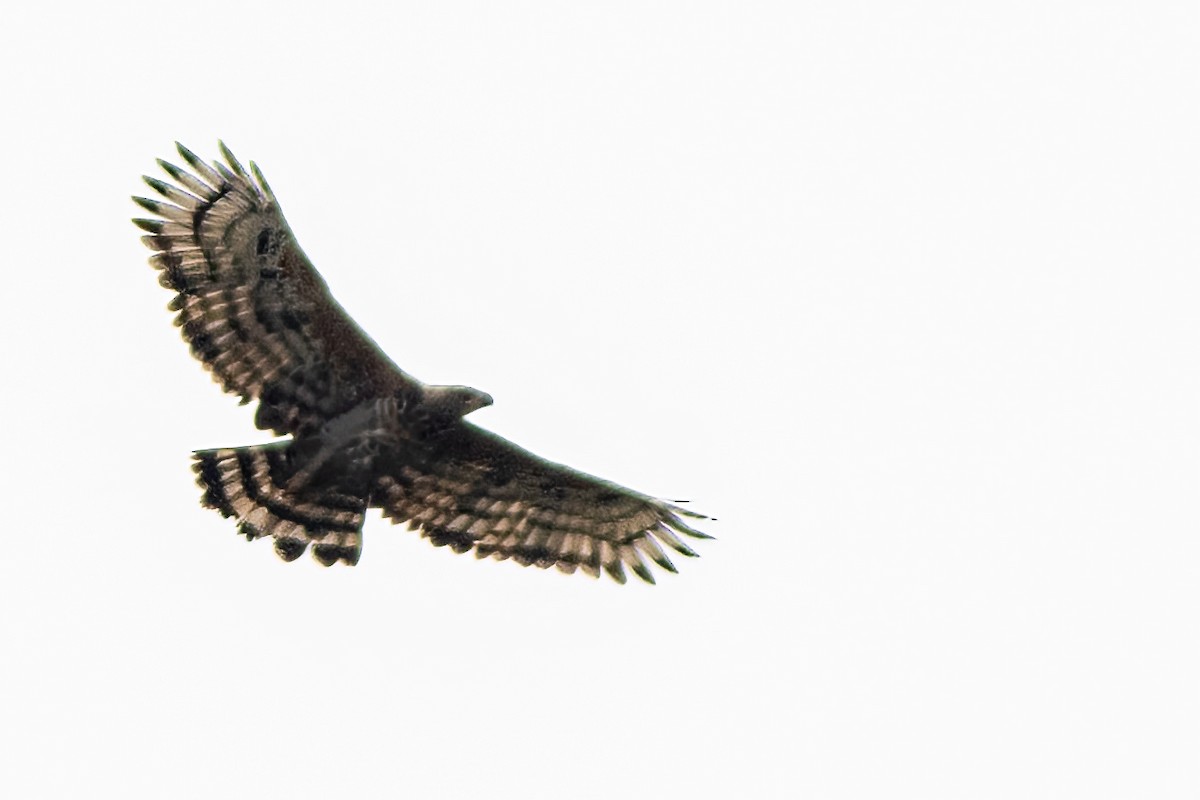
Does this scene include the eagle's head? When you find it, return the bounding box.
[422,384,494,420]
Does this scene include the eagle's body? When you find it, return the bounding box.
[133,142,708,582]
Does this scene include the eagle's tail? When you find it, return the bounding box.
[191,443,366,566]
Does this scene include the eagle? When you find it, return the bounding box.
[132,142,710,583]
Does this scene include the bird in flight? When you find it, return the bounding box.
[132,142,710,583]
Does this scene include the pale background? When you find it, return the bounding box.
[1,2,1196,798]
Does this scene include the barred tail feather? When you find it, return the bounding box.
[192,444,366,566]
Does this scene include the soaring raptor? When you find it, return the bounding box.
[133,142,709,583]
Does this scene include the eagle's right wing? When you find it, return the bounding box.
[133,142,423,436]
[374,421,712,583]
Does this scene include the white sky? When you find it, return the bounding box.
[1,2,1197,798]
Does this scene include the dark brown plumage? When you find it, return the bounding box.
[133,142,710,582]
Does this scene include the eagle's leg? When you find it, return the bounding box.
[283,398,397,493]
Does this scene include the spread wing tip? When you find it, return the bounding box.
[217,139,249,179]
[249,160,276,201]
[669,516,715,540]
[661,502,715,541]
[666,499,713,521]
[131,195,162,214]
[139,141,270,217]
[173,141,226,188]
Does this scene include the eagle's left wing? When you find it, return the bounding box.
[374,422,711,583]
[133,142,423,437]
